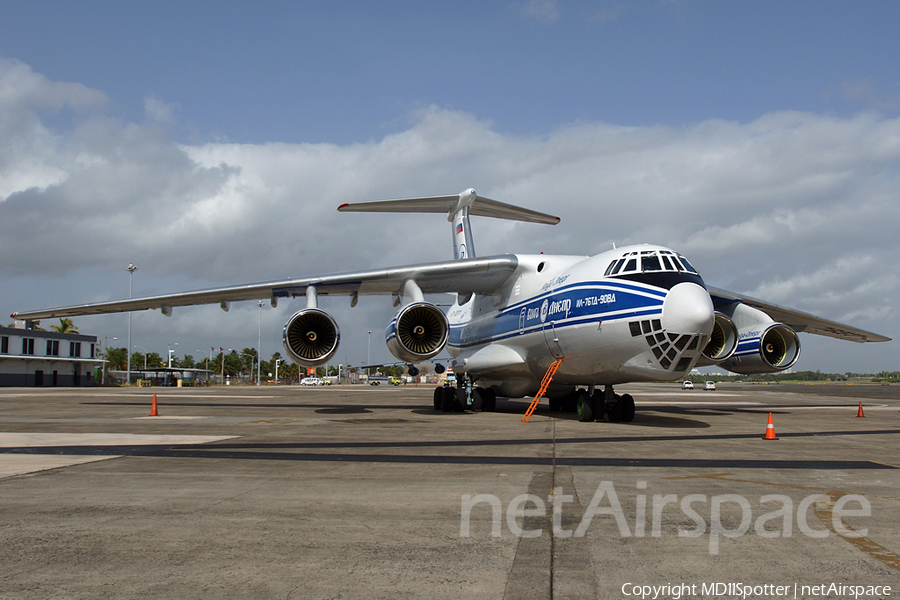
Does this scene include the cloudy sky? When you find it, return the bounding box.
[1,1,898,373]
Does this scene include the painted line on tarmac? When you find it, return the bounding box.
[638,400,761,405]
[133,416,210,420]
[7,446,883,470]
[0,433,237,479]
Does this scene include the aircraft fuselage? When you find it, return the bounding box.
[446,245,716,398]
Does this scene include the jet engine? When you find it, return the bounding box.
[385,302,449,363]
[719,323,801,374]
[696,312,739,366]
[282,308,340,367]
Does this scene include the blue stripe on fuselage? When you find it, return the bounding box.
[448,279,668,349]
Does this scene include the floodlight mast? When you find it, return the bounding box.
[126,264,138,385]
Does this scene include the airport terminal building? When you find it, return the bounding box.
[0,325,100,387]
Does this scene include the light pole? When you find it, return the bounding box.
[221,348,231,385]
[135,345,149,370]
[367,330,372,377]
[167,342,178,368]
[126,264,138,385]
[257,300,263,386]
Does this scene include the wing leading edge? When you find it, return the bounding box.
[11,256,519,321]
[708,286,891,343]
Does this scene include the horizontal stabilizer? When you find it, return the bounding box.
[338,189,560,225]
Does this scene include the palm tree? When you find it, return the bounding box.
[106,347,128,371]
[50,318,79,334]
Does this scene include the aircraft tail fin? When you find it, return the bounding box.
[337,188,559,259]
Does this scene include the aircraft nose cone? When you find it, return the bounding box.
[662,282,715,336]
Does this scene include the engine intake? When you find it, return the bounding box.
[385,302,449,363]
[697,312,738,365]
[282,308,340,367]
[720,323,801,374]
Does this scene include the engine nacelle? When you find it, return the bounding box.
[696,312,739,366]
[720,323,801,374]
[385,302,449,363]
[282,308,340,367]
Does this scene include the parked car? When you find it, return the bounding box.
[704,381,716,391]
[682,381,694,390]
[300,377,323,386]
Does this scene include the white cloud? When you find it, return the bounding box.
[511,0,560,25]
[1,64,898,370]
[143,96,180,126]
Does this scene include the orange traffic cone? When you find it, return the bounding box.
[857,401,865,418]
[762,412,778,440]
[149,393,159,417]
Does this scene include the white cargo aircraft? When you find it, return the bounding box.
[12,189,890,422]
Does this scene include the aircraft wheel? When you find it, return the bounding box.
[484,388,497,412]
[620,394,635,422]
[440,387,457,412]
[576,392,594,422]
[472,387,485,411]
[433,387,443,410]
[591,391,605,421]
[606,396,622,422]
[454,388,466,412]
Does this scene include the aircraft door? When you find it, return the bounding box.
[543,321,565,359]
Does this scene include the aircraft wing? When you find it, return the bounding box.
[707,286,891,343]
[11,255,520,321]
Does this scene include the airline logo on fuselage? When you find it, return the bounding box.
[539,298,571,322]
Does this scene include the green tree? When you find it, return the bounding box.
[146,352,164,368]
[241,348,258,380]
[280,361,299,383]
[50,318,79,334]
[223,350,242,377]
[106,347,128,371]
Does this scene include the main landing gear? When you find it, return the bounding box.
[433,376,496,413]
[433,377,633,423]
[571,385,635,423]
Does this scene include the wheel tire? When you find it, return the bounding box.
[484,388,497,412]
[607,396,622,422]
[472,387,485,411]
[591,392,605,421]
[440,387,457,412]
[433,387,443,410]
[620,393,636,422]
[577,392,594,422]
[454,388,466,412]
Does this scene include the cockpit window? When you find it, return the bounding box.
[604,261,616,276]
[604,249,700,277]
[677,255,698,274]
[641,255,662,272]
